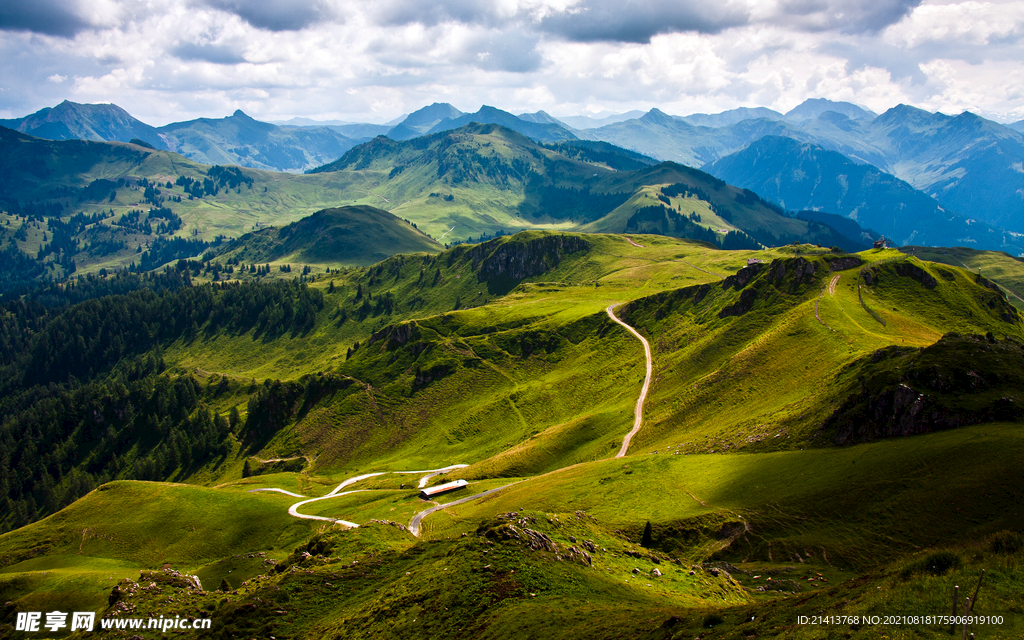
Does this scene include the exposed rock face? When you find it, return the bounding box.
[108,579,139,607]
[477,512,594,566]
[718,288,759,318]
[822,334,1024,444]
[721,262,765,290]
[776,257,818,285]
[894,261,938,288]
[720,257,818,317]
[368,321,419,349]
[467,235,590,282]
[829,256,863,271]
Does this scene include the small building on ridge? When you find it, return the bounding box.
[419,479,468,499]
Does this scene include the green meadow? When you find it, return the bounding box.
[1,232,1022,639]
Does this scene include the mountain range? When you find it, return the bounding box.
[0,101,374,173]
[706,135,1019,250]
[3,98,1023,255]
[576,103,1024,239]
[383,100,1023,249]
[309,122,857,250]
[4,99,1024,640]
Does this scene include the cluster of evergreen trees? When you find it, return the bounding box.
[21,211,112,270]
[1,198,65,218]
[77,178,120,203]
[0,274,324,396]
[0,355,236,532]
[0,266,328,531]
[114,208,154,234]
[626,205,719,245]
[0,243,49,291]
[176,175,218,199]
[208,165,254,190]
[624,204,762,250]
[138,236,211,271]
[175,166,254,200]
[525,180,632,223]
[146,206,183,235]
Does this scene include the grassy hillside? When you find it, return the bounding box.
[310,122,856,249]
[0,480,315,617]
[213,205,441,266]
[1,234,1022,638]
[902,245,1024,309]
[0,127,418,282]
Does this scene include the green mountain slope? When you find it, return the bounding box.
[310,122,855,249]
[423,105,578,142]
[900,245,1024,309]
[1,234,1023,638]
[0,100,165,149]
[0,127,414,284]
[156,110,363,173]
[214,205,441,265]
[706,135,1024,254]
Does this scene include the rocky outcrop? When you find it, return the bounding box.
[827,385,1018,444]
[718,288,758,318]
[367,321,420,350]
[768,257,817,285]
[477,512,595,566]
[822,334,1024,444]
[721,262,764,290]
[829,256,863,271]
[467,234,590,283]
[894,261,938,288]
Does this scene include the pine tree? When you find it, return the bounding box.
[641,520,653,548]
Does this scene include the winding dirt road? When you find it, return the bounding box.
[261,466,471,529]
[248,488,305,498]
[606,304,653,458]
[408,482,521,537]
[828,274,840,295]
[256,306,656,535]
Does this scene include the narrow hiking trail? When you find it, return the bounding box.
[606,304,653,458]
[253,466,469,529]
[254,307,654,535]
[828,274,840,296]
[409,483,522,536]
[815,274,841,331]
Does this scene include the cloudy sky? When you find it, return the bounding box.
[1,0,1022,125]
